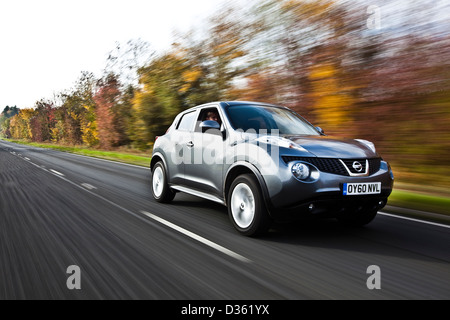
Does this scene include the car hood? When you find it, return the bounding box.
[283,135,378,159]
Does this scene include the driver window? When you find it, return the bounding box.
[195,108,222,133]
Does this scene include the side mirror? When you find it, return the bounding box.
[200,120,226,139]
[316,126,325,135]
[200,120,221,133]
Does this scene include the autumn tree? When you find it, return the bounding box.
[307,46,355,136]
[57,72,96,145]
[229,70,280,104]
[9,109,35,140]
[50,106,66,143]
[240,0,360,129]
[201,7,249,101]
[94,74,122,149]
[29,100,55,142]
[103,41,147,147]
[80,102,99,147]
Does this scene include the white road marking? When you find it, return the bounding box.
[141,211,252,263]
[379,212,450,229]
[81,183,97,190]
[50,169,65,176]
[3,147,252,264]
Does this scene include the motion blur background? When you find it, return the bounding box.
[1,0,449,201]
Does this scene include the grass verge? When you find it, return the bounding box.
[3,139,151,167]
[387,189,450,216]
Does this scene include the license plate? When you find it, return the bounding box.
[343,182,381,195]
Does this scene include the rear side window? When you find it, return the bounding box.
[177,111,197,132]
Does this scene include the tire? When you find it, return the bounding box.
[151,161,175,203]
[228,174,271,236]
[337,209,378,227]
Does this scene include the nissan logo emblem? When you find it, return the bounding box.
[352,161,363,172]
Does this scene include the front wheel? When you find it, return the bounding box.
[228,174,271,236]
[151,161,175,203]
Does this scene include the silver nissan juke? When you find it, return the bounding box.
[150,101,394,236]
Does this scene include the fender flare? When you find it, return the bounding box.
[150,152,169,175]
[224,161,274,215]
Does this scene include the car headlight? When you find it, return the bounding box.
[292,162,310,180]
[355,139,376,153]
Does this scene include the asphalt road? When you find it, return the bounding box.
[0,139,449,300]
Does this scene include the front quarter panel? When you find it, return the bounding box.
[152,133,184,185]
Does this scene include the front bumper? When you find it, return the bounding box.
[269,193,390,222]
[263,160,394,221]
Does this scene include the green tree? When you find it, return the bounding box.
[130,51,187,149]
[1,105,20,137]
[0,115,10,138]
[115,84,134,146]
[1,106,20,118]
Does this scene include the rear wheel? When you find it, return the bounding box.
[337,209,378,227]
[151,161,175,203]
[228,174,271,236]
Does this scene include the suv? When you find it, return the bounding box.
[150,101,394,236]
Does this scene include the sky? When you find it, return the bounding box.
[0,0,230,109]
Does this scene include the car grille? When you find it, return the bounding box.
[341,159,367,175]
[282,156,381,176]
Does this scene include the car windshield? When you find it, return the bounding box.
[225,104,320,135]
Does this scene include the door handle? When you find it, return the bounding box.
[187,141,194,148]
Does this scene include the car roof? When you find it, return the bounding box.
[221,101,287,108]
[181,101,288,114]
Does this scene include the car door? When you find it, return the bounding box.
[168,109,198,185]
[183,106,225,197]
